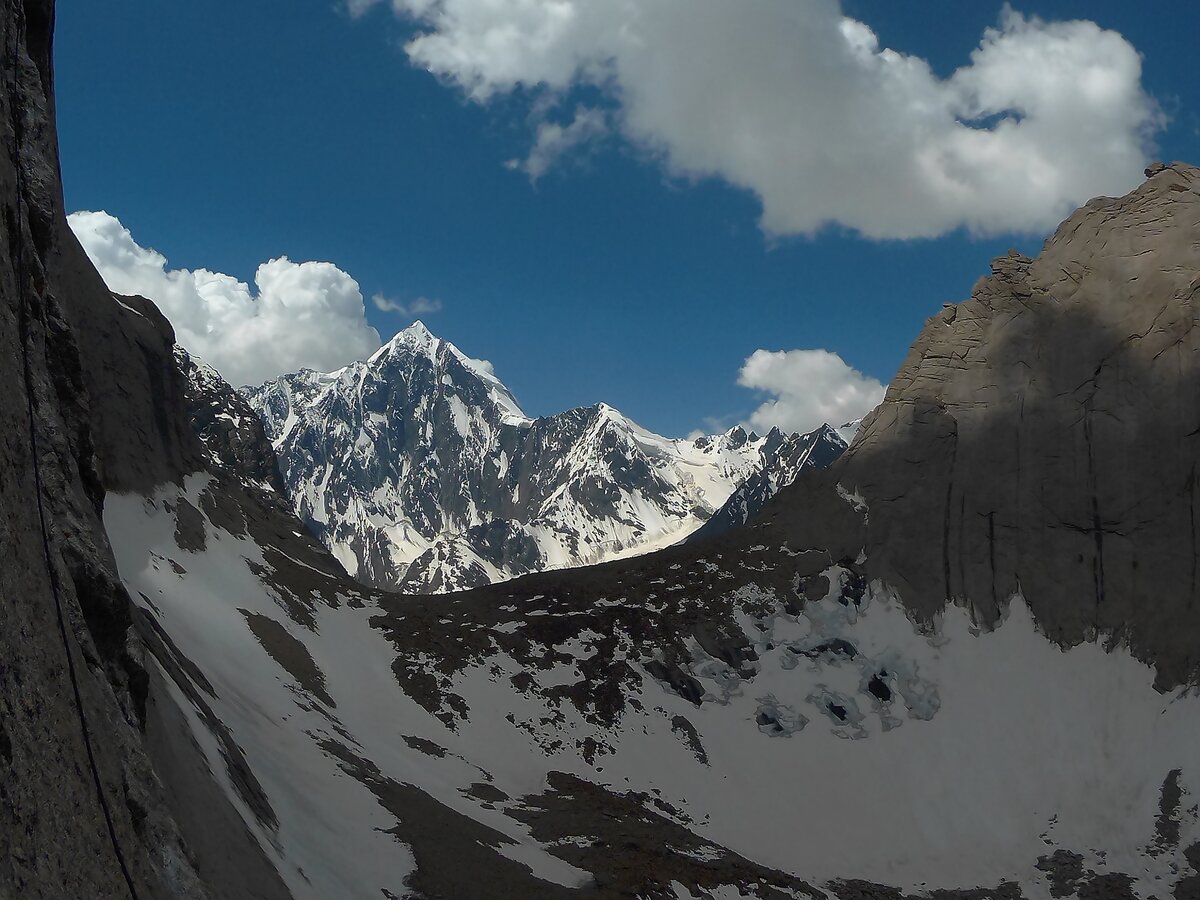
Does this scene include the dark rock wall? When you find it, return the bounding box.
[0,1,209,896]
[49,243,205,494]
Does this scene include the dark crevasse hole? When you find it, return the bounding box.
[0,716,11,764]
[644,659,704,706]
[828,703,847,722]
[868,675,893,702]
[795,639,857,659]
[756,711,783,734]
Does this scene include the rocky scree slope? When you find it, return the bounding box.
[244,323,845,593]
[105,168,1200,897]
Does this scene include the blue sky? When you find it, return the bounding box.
[56,1,1200,437]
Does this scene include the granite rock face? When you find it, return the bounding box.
[759,163,1200,689]
[0,2,297,896]
[0,1,208,895]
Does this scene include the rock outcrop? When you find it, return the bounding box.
[753,162,1200,690]
[176,346,287,495]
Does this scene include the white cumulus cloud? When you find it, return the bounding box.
[68,211,382,387]
[738,348,885,435]
[352,0,1163,239]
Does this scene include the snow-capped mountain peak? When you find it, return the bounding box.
[367,319,440,363]
[243,324,845,592]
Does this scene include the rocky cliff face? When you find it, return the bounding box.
[0,1,208,895]
[0,3,302,896]
[758,162,1200,690]
[246,323,843,593]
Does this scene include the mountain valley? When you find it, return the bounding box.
[2,3,1200,898]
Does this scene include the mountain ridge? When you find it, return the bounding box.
[244,321,848,592]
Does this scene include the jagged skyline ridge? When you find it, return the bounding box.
[243,320,849,592]
[56,3,1200,438]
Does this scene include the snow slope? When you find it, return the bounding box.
[104,474,1200,898]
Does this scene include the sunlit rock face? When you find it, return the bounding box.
[176,346,288,495]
